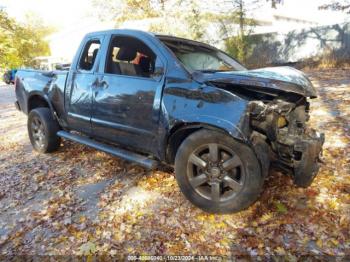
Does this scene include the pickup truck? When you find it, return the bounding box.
[15,29,324,213]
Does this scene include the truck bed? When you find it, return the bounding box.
[15,69,68,116]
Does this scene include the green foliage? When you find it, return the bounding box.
[269,0,283,8]
[0,11,19,69]
[224,35,247,64]
[92,0,283,62]
[91,0,164,23]
[218,0,259,63]
[274,201,288,214]
[319,0,350,14]
[92,0,209,41]
[184,0,205,41]
[0,11,52,69]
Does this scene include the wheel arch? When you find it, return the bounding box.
[27,92,56,120]
[165,121,246,164]
[28,94,49,111]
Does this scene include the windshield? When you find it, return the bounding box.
[159,38,246,72]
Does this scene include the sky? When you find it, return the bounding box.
[0,0,113,60]
[0,0,93,28]
[0,0,348,60]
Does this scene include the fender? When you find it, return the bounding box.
[160,83,252,161]
[162,113,251,163]
[27,91,58,121]
[169,114,247,142]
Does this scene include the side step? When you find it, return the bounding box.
[57,131,158,170]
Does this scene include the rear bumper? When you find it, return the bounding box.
[292,130,325,187]
[14,101,21,111]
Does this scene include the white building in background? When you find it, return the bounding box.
[249,4,348,35]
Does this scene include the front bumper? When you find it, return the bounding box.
[248,100,325,187]
[292,130,325,187]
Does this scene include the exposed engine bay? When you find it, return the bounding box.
[248,97,324,187]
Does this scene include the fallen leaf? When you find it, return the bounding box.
[79,241,97,256]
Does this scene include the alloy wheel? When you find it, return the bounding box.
[186,143,245,202]
[31,116,45,149]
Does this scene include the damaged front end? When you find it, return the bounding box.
[248,98,324,187]
[200,66,325,187]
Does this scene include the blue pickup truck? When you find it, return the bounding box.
[14,29,324,213]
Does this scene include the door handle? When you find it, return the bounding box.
[100,80,109,88]
[95,79,109,89]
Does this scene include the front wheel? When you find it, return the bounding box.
[175,129,263,213]
[28,108,61,153]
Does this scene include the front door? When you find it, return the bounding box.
[66,37,103,135]
[91,34,165,154]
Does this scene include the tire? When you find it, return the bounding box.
[28,107,61,153]
[175,129,263,213]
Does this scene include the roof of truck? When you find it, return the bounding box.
[85,28,153,37]
[85,29,211,48]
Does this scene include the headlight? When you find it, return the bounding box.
[277,116,288,128]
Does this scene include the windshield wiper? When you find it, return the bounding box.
[199,69,232,73]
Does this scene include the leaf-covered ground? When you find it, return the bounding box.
[0,68,349,259]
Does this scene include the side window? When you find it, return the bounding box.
[105,36,158,78]
[79,39,101,71]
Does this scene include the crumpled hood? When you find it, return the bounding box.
[198,66,317,98]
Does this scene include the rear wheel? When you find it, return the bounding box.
[175,129,263,213]
[28,108,61,153]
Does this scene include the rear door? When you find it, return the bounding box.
[66,36,104,135]
[91,34,166,154]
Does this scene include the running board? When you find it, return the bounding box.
[57,131,158,170]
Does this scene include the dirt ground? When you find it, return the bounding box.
[0,68,349,259]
